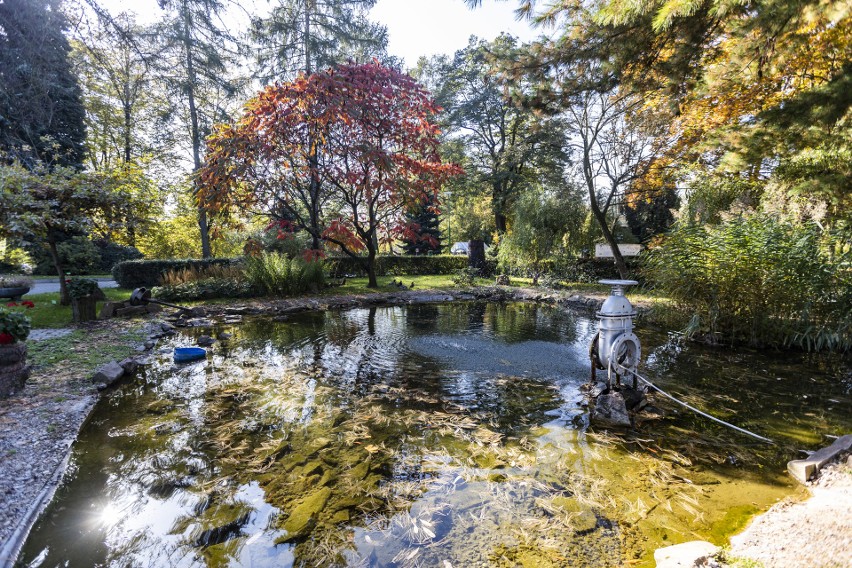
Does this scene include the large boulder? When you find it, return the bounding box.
[91,360,125,388]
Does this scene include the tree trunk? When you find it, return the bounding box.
[366,247,378,288]
[182,7,211,259]
[468,239,486,275]
[495,212,507,234]
[493,181,508,234]
[589,195,628,279]
[304,0,313,75]
[47,235,69,305]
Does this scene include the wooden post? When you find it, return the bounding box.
[72,295,98,323]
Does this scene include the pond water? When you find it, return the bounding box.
[19,302,852,568]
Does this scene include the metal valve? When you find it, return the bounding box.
[592,279,640,388]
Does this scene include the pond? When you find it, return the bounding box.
[19,302,852,567]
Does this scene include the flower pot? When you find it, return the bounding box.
[0,342,29,398]
[0,286,31,301]
[72,295,98,323]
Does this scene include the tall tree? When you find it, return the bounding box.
[429,35,568,235]
[251,0,389,80]
[473,0,851,223]
[563,89,667,278]
[498,184,585,285]
[155,0,244,258]
[0,0,86,169]
[70,12,158,169]
[199,62,460,287]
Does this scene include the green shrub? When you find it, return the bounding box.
[326,255,467,278]
[644,215,852,351]
[112,258,242,288]
[67,278,99,299]
[93,240,143,273]
[452,267,478,287]
[0,310,30,343]
[153,278,253,301]
[498,257,641,283]
[244,253,325,296]
[55,237,100,274]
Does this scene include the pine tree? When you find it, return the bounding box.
[0,0,86,169]
[155,0,244,258]
[251,0,389,80]
[402,194,441,255]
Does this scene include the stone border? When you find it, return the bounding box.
[0,442,76,566]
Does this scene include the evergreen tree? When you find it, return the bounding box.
[402,194,441,255]
[0,0,86,168]
[155,0,245,258]
[251,0,390,80]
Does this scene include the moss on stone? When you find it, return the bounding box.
[279,487,332,542]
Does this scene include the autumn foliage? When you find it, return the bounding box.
[198,62,460,287]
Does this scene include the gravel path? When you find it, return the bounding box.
[728,454,852,568]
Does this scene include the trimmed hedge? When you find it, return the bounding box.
[152,278,253,301]
[112,258,242,289]
[326,254,468,277]
[499,257,643,283]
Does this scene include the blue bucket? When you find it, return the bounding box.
[174,347,207,363]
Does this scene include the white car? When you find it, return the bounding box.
[450,242,469,255]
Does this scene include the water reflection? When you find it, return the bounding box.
[20,302,851,568]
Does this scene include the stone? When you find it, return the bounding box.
[0,342,27,365]
[161,322,175,332]
[620,387,646,411]
[188,307,206,317]
[144,340,155,350]
[91,361,125,387]
[787,434,852,484]
[197,335,215,347]
[588,381,607,398]
[591,392,631,428]
[217,332,233,341]
[119,358,139,374]
[279,487,332,542]
[654,541,720,568]
[0,364,30,398]
[146,303,163,314]
[115,305,148,317]
[186,318,214,328]
[551,496,598,533]
[99,302,122,318]
[495,274,510,285]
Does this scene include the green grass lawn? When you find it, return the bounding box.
[6,288,131,329]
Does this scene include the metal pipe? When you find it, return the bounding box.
[130,287,191,312]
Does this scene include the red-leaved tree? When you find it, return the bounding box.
[198,62,460,287]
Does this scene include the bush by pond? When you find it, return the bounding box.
[644,215,852,351]
[244,253,325,296]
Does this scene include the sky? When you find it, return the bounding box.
[95,0,543,68]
